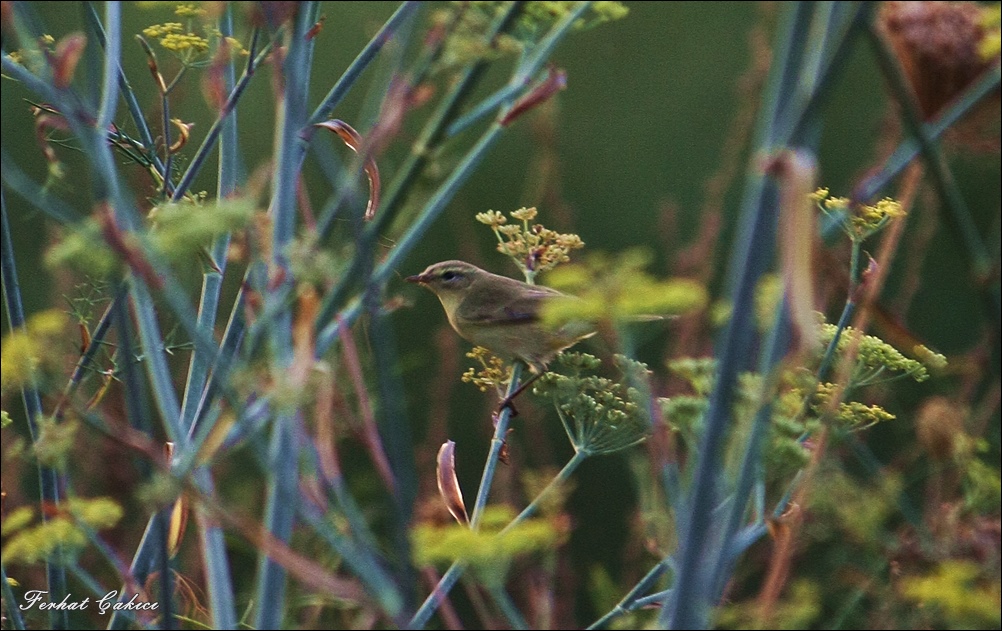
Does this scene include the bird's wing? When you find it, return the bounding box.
[455,285,558,325]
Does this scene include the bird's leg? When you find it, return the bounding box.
[497,371,543,417]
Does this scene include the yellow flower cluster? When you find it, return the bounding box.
[461,346,511,393]
[980,4,1001,59]
[429,2,626,73]
[142,21,185,39]
[541,249,707,328]
[412,505,565,574]
[812,187,905,241]
[142,2,219,57]
[1,497,123,565]
[174,3,207,18]
[160,32,210,53]
[1,310,68,395]
[819,322,938,384]
[475,206,584,278]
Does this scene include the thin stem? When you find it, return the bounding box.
[0,563,26,630]
[488,586,529,630]
[159,70,174,200]
[587,558,672,629]
[297,502,406,623]
[471,364,525,528]
[83,1,167,181]
[172,30,269,202]
[254,6,317,627]
[95,1,120,131]
[504,449,589,531]
[305,2,421,128]
[852,66,1000,204]
[815,239,863,385]
[1,191,69,630]
[182,9,240,629]
[708,298,789,600]
[0,148,81,224]
[663,4,822,627]
[866,23,998,322]
[410,441,589,628]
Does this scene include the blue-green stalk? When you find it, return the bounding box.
[866,22,999,322]
[1,192,69,629]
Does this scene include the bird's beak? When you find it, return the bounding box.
[405,273,427,284]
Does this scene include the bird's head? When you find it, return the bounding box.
[405,260,483,297]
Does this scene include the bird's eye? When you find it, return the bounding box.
[441,271,459,282]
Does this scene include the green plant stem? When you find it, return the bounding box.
[409,439,590,628]
[489,586,530,630]
[587,558,672,629]
[181,10,240,629]
[446,80,529,137]
[179,30,243,433]
[297,502,406,623]
[1,191,69,631]
[852,66,1000,204]
[306,2,420,129]
[83,1,168,187]
[171,30,270,202]
[314,0,526,338]
[0,149,81,224]
[816,239,863,385]
[253,5,318,627]
[3,31,218,447]
[55,285,123,420]
[710,299,790,599]
[369,310,420,598]
[866,23,999,324]
[660,4,794,622]
[107,284,169,631]
[95,2,120,131]
[506,448,589,531]
[409,368,525,628]
[774,2,873,144]
[472,363,525,527]
[1,563,25,630]
[314,0,565,337]
[663,2,840,626]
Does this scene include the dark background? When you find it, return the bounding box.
[3,2,1000,625]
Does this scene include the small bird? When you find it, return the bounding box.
[406,260,595,405]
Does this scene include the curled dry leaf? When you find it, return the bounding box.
[437,440,469,526]
[168,119,192,154]
[500,66,568,127]
[763,149,819,356]
[135,34,168,94]
[314,119,381,220]
[51,32,86,89]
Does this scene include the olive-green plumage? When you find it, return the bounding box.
[406,260,594,373]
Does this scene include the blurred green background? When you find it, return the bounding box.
[3,2,999,626]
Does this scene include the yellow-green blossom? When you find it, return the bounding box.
[812,187,906,241]
[979,3,1001,60]
[142,22,184,39]
[541,249,707,327]
[901,561,1001,628]
[480,206,585,278]
[534,353,651,455]
[412,505,564,585]
[819,322,937,385]
[1,310,69,394]
[174,3,207,18]
[1,496,123,565]
[461,346,512,393]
